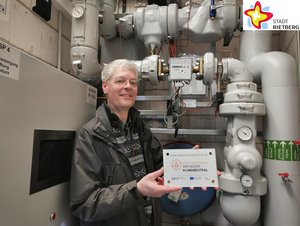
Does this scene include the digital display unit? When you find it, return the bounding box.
[30,130,76,194]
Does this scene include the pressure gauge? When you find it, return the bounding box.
[237,126,253,141]
[72,4,85,19]
[240,174,254,188]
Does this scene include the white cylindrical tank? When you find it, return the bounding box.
[248,52,300,226]
[70,0,102,79]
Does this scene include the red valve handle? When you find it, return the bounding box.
[278,172,289,177]
[294,140,300,145]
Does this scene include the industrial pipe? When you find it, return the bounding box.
[70,0,102,82]
[248,52,300,226]
[219,58,267,226]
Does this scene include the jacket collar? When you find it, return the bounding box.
[93,103,140,140]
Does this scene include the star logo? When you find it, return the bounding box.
[244,1,273,29]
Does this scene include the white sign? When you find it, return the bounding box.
[163,148,219,187]
[182,99,196,108]
[86,85,97,106]
[243,0,300,30]
[0,41,20,80]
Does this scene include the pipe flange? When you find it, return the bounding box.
[219,103,265,115]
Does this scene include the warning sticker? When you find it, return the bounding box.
[0,41,20,80]
[86,85,97,106]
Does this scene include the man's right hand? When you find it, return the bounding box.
[137,167,181,198]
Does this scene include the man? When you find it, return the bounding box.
[69,59,180,226]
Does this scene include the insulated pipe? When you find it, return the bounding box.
[70,0,102,81]
[222,58,253,82]
[180,0,238,43]
[219,59,267,226]
[239,31,272,64]
[57,11,62,70]
[133,0,238,52]
[134,4,169,52]
[248,52,300,226]
[99,0,117,39]
[248,52,298,142]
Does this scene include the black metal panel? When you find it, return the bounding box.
[32,0,52,21]
[148,0,167,6]
[29,129,75,194]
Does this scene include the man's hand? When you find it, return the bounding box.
[137,167,181,197]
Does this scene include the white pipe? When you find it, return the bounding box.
[220,194,260,226]
[248,52,300,226]
[179,0,238,43]
[248,52,299,139]
[222,58,253,82]
[57,11,62,70]
[297,31,300,92]
[219,59,267,226]
[133,0,238,52]
[241,31,300,226]
[99,0,117,39]
[70,0,102,81]
[134,4,168,51]
[240,31,272,64]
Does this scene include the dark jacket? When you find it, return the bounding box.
[70,104,163,226]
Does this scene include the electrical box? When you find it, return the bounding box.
[0,41,95,226]
[169,57,192,81]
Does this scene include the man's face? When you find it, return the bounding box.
[102,68,138,113]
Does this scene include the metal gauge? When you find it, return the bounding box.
[237,126,253,141]
[71,4,85,18]
[240,174,254,188]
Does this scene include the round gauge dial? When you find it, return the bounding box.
[240,174,254,188]
[237,126,252,141]
[72,5,85,18]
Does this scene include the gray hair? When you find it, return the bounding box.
[101,59,138,81]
